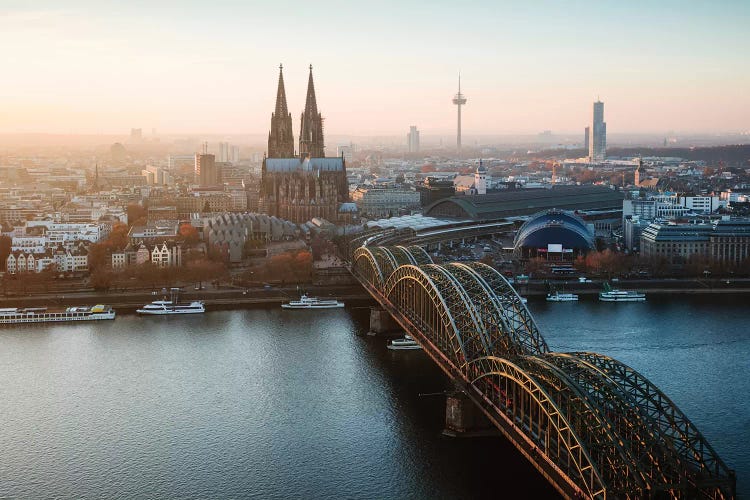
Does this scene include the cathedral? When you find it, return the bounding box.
[259,65,349,224]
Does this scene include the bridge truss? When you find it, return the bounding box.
[352,244,735,499]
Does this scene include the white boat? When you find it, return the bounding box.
[0,305,115,325]
[137,288,205,315]
[546,291,579,302]
[387,334,422,350]
[599,283,645,302]
[281,294,344,309]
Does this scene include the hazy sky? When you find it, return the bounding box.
[1,0,748,136]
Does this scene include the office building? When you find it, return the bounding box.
[195,153,221,187]
[589,100,606,161]
[407,126,420,153]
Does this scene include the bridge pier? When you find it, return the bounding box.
[442,390,497,438]
[368,307,400,335]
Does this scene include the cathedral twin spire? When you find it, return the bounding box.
[267,64,325,159]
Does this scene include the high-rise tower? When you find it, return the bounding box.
[268,64,295,158]
[452,74,467,153]
[589,99,606,162]
[299,65,325,158]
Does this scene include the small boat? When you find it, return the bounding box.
[387,334,422,350]
[599,282,645,302]
[520,297,528,304]
[546,291,579,302]
[137,288,205,315]
[281,293,344,309]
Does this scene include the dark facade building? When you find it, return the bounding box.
[424,186,624,220]
[259,65,348,224]
[417,177,456,207]
[195,154,221,187]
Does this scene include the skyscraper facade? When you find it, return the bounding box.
[589,100,606,161]
[584,126,590,153]
[407,126,420,153]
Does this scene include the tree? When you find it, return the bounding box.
[87,243,110,272]
[0,235,11,272]
[127,204,147,226]
[178,223,200,245]
[108,222,129,251]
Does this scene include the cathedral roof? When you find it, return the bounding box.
[265,157,344,172]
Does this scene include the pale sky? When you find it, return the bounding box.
[1,0,748,136]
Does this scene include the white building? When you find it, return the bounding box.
[351,186,421,218]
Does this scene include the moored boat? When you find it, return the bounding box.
[599,282,646,302]
[0,305,116,325]
[387,334,422,350]
[137,288,205,315]
[281,294,344,309]
[546,291,579,302]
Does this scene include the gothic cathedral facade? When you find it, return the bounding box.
[259,65,348,224]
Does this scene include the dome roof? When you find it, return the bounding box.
[513,209,594,251]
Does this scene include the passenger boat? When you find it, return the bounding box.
[0,305,116,325]
[387,334,422,350]
[546,291,579,302]
[137,288,205,315]
[281,294,344,309]
[599,282,646,302]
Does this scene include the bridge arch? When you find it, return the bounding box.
[384,264,472,372]
[352,246,386,290]
[467,356,607,499]
[563,352,735,498]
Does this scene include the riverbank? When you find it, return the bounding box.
[3,278,750,312]
[0,284,374,313]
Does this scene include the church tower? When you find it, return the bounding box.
[635,157,643,187]
[474,160,487,195]
[299,65,325,158]
[267,64,295,158]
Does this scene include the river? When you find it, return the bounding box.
[0,295,746,498]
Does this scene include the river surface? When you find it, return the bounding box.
[0,296,747,498]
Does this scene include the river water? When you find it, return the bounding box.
[0,296,747,498]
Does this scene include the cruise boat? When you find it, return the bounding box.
[546,291,579,302]
[281,294,344,309]
[387,334,422,350]
[137,288,205,315]
[599,283,646,302]
[0,305,115,325]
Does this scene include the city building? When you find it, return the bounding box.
[195,153,221,187]
[640,218,750,266]
[453,162,488,196]
[425,185,624,220]
[351,186,421,218]
[259,65,349,224]
[584,126,590,152]
[417,177,456,207]
[407,126,420,153]
[589,100,606,161]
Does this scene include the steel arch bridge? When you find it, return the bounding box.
[351,244,735,499]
